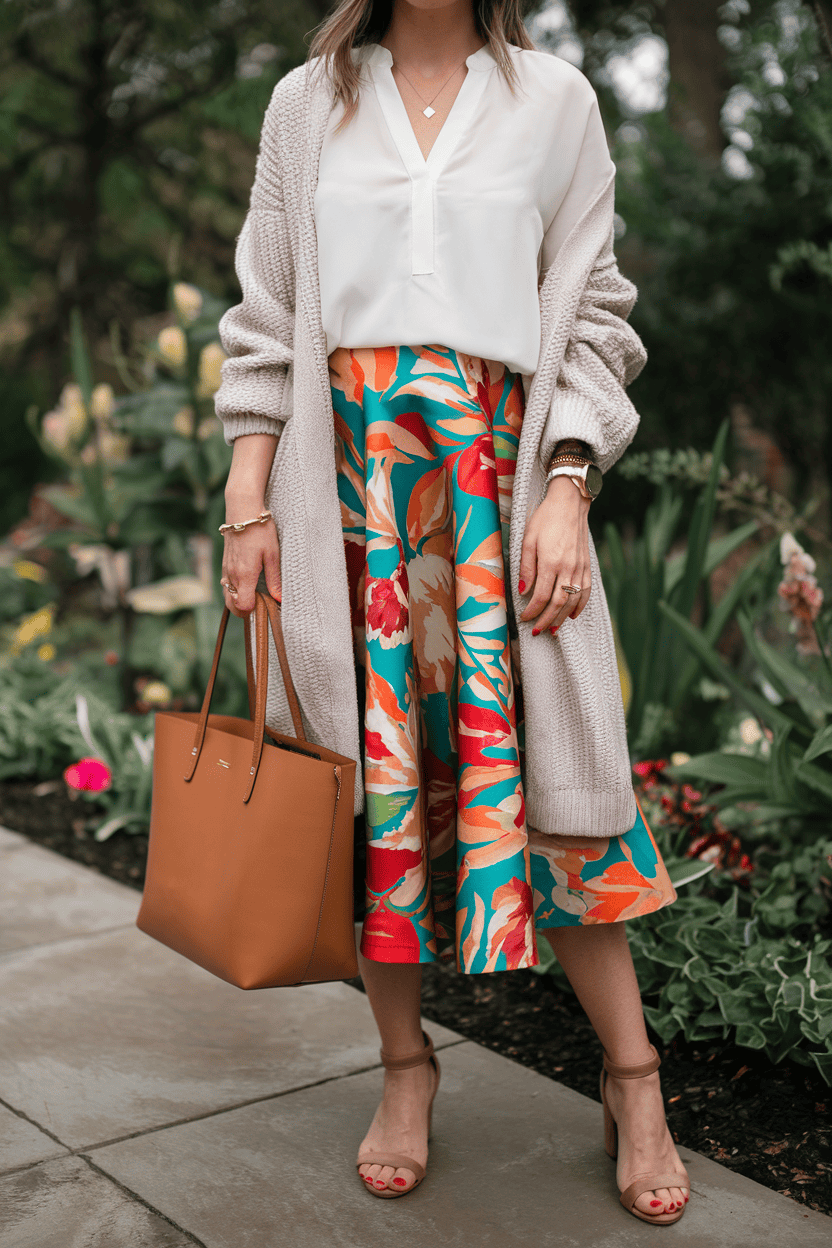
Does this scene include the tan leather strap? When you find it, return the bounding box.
[379,1030,434,1071]
[619,1172,690,1211]
[356,1153,426,1182]
[602,1043,660,1080]
[184,606,231,782]
[242,594,270,803]
[185,591,306,797]
[243,611,256,719]
[262,593,306,741]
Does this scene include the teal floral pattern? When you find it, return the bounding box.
[331,344,675,975]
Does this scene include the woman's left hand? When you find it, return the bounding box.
[518,475,592,634]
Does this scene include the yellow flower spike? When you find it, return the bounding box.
[670,751,691,766]
[13,560,47,583]
[38,643,56,662]
[98,431,130,464]
[172,283,202,323]
[12,605,55,654]
[197,416,222,440]
[172,406,195,437]
[141,680,173,706]
[90,383,115,424]
[196,342,226,398]
[158,326,187,369]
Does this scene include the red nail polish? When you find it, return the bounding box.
[550,626,558,634]
[684,1196,689,1202]
[392,1178,407,1186]
[518,580,526,593]
[532,627,540,636]
[650,1200,662,1208]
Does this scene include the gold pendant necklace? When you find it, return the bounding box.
[391,57,468,118]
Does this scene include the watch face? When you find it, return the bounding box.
[586,465,603,497]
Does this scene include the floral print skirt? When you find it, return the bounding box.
[330,344,676,975]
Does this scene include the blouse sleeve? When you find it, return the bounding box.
[214,85,295,445]
[537,93,647,475]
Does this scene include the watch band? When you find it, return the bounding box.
[542,461,602,502]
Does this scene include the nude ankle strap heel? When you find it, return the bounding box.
[357,1029,441,1199]
[599,1043,690,1226]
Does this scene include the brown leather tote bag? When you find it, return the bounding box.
[136,590,358,987]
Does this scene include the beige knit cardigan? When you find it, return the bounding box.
[214,55,647,837]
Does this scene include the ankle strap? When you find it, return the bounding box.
[379,1030,434,1071]
[602,1042,661,1080]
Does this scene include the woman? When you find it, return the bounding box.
[213,0,690,1225]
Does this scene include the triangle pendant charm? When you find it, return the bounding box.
[423,105,436,118]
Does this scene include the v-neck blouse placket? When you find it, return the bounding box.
[368,43,493,277]
[313,42,615,378]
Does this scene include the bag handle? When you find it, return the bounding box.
[184,591,305,801]
[242,583,306,741]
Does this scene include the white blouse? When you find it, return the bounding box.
[313,41,615,378]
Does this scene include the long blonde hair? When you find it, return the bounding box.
[307,0,535,128]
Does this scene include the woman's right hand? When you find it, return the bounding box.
[220,506,282,618]
[221,433,282,617]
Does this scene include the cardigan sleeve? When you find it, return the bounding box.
[537,92,647,475]
[538,233,647,475]
[214,86,295,445]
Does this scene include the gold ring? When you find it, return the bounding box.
[562,584,583,594]
[220,578,239,596]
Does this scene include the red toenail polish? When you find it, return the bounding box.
[393,1178,406,1186]
[518,580,526,593]
[650,1200,662,1208]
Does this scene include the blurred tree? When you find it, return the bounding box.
[0,0,327,529]
[0,0,322,393]
[568,0,735,157]
[613,1,832,520]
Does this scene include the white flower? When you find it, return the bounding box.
[780,531,816,575]
[125,575,212,613]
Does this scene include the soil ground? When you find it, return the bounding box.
[2,776,829,1218]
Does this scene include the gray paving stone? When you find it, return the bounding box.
[0,842,138,952]
[0,825,26,849]
[0,924,460,1149]
[0,1104,67,1174]
[0,1155,197,1248]
[91,1040,830,1248]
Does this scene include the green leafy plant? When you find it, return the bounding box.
[661,532,832,832]
[602,419,772,756]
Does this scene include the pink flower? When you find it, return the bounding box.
[778,533,824,656]
[64,757,112,793]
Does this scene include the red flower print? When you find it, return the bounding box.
[366,542,410,645]
[456,434,498,499]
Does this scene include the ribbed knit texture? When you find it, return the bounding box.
[214,58,646,837]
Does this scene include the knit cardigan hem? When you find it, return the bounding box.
[527,785,638,839]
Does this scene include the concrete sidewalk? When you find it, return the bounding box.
[0,823,829,1248]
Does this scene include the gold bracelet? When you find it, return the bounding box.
[546,454,592,473]
[218,509,273,535]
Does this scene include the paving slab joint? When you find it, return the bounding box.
[80,1153,209,1247]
